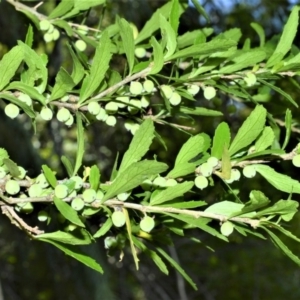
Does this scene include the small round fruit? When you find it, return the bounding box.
[43,32,53,43]
[38,210,48,222]
[141,96,150,108]
[5,180,20,195]
[187,84,200,96]
[141,179,152,191]
[199,162,213,177]
[244,73,257,87]
[143,80,154,93]
[153,176,167,187]
[88,102,101,115]
[70,176,83,190]
[161,85,173,99]
[21,202,34,214]
[40,107,53,121]
[35,174,49,188]
[232,169,241,181]
[65,114,74,126]
[96,190,104,201]
[55,184,69,199]
[105,115,117,127]
[75,39,87,51]
[169,92,182,106]
[220,221,234,236]
[111,211,126,227]
[292,154,300,167]
[71,197,85,211]
[28,184,43,197]
[96,108,108,121]
[128,99,141,114]
[116,96,129,108]
[124,120,135,131]
[203,86,216,100]
[39,19,51,31]
[194,175,208,190]
[130,124,140,135]
[52,28,60,41]
[83,188,96,203]
[57,107,71,122]
[117,192,130,201]
[207,157,219,167]
[140,216,155,232]
[130,81,143,95]
[134,48,146,58]
[5,103,19,119]
[243,165,256,178]
[16,166,26,179]
[61,95,69,102]
[165,178,177,187]
[77,25,88,35]
[18,93,32,106]
[105,102,118,113]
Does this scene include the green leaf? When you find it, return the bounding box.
[167,39,237,60]
[79,31,112,102]
[49,68,75,101]
[169,0,180,34]
[42,165,57,188]
[6,82,46,105]
[254,126,275,152]
[255,164,300,194]
[61,156,74,177]
[221,146,231,180]
[63,0,106,18]
[102,160,168,202]
[251,22,265,47]
[18,9,40,28]
[3,158,20,177]
[177,29,213,48]
[73,113,85,176]
[0,93,35,119]
[53,20,73,36]
[118,119,155,173]
[234,224,266,239]
[89,165,100,191]
[261,226,300,266]
[93,218,113,238]
[160,14,177,59]
[37,239,103,273]
[229,105,266,156]
[25,24,34,48]
[266,6,300,67]
[219,49,266,73]
[36,229,92,245]
[156,247,197,290]
[282,109,292,150]
[258,79,297,107]
[190,0,210,23]
[48,0,74,19]
[211,122,231,159]
[118,18,135,75]
[0,149,9,166]
[149,36,164,75]
[150,181,194,205]
[53,197,85,227]
[255,199,298,220]
[159,200,207,209]
[0,46,24,91]
[261,221,300,242]
[110,152,119,181]
[67,44,85,85]
[179,106,223,116]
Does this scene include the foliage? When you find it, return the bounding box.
[1,0,300,290]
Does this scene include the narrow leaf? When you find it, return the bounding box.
[42,165,57,188]
[211,122,231,159]
[3,158,20,178]
[73,113,85,176]
[149,36,164,75]
[160,15,177,59]
[67,44,85,85]
[179,106,223,116]
[89,165,100,191]
[254,127,275,152]
[48,0,74,19]
[93,218,113,238]
[282,109,292,150]
[251,22,265,47]
[61,156,74,177]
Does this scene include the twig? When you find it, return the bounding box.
[275,118,300,134]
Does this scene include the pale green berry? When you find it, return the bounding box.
[18,93,32,106]
[105,102,118,113]
[70,176,83,190]
[143,80,154,93]
[71,197,85,211]
[153,177,167,187]
[21,202,34,214]
[243,165,256,178]
[224,172,235,184]
[88,102,101,115]
[77,25,88,35]
[75,40,87,51]
[140,216,155,232]
[28,184,43,197]
[96,190,104,201]
[292,154,300,167]
[111,211,126,227]
[105,115,117,127]
[124,120,135,131]
[55,184,69,199]
[96,108,108,121]
[165,178,177,187]
[134,48,146,58]
[117,192,130,201]
[244,73,257,87]
[43,32,53,43]
[38,210,48,222]
[220,221,234,236]
[141,96,150,108]
[5,180,20,195]
[16,166,26,179]
[194,175,208,190]
[207,157,219,167]
[130,81,143,95]
[57,108,71,122]
[169,92,181,106]
[203,86,216,100]
[47,24,54,34]
[39,19,51,31]
[52,28,60,41]
[40,107,53,121]
[5,103,19,119]
[128,99,141,114]
[140,179,152,191]
[35,174,49,188]
[116,96,129,108]
[83,188,96,203]
[61,95,69,102]
[232,169,241,181]
[130,124,140,135]
[187,84,200,96]
[161,85,173,99]
[199,162,213,177]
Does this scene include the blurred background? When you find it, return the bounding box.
[1,0,300,299]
